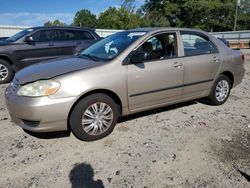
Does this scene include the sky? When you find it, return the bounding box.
[0,0,145,26]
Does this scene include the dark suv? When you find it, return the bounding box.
[0,26,101,84]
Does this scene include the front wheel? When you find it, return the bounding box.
[206,75,231,105]
[69,94,119,141]
[0,60,14,84]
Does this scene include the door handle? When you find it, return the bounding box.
[213,57,219,63]
[76,42,81,45]
[172,62,183,68]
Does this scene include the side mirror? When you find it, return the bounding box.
[130,51,148,64]
[25,36,34,43]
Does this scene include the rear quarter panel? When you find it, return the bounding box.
[209,35,245,87]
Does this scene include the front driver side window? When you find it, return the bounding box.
[32,30,58,42]
[137,33,178,61]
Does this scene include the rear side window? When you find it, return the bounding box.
[181,33,217,56]
[77,31,95,40]
[32,30,58,42]
[58,30,78,41]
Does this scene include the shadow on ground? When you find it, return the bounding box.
[23,129,71,139]
[22,100,199,139]
[119,100,198,123]
[69,163,104,188]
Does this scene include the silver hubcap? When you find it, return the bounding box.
[82,102,114,136]
[0,64,9,81]
[215,80,229,102]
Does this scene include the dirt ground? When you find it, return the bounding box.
[0,62,249,188]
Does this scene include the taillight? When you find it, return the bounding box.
[241,54,245,62]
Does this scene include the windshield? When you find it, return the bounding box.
[80,31,147,61]
[6,28,34,42]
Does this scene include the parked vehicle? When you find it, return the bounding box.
[5,28,245,141]
[0,26,101,84]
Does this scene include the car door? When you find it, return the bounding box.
[12,29,61,68]
[56,29,79,56]
[75,30,98,52]
[180,31,221,96]
[127,32,184,111]
[55,29,98,56]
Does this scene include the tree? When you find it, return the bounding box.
[74,9,97,28]
[178,0,235,31]
[139,0,178,27]
[44,19,66,26]
[140,0,250,31]
[237,0,250,30]
[121,0,136,12]
[97,7,146,29]
[71,1,250,31]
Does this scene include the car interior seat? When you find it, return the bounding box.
[141,42,153,60]
[194,41,209,54]
[166,42,175,57]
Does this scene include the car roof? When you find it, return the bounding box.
[29,27,207,34]
[28,26,95,31]
[127,27,208,34]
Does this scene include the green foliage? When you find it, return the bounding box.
[121,0,136,12]
[140,0,172,27]
[237,0,250,30]
[178,0,236,31]
[140,0,250,31]
[74,9,97,28]
[44,0,250,31]
[44,20,66,26]
[97,7,146,29]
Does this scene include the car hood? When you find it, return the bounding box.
[16,56,104,85]
[0,40,12,46]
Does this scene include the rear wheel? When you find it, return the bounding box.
[206,75,231,105]
[69,94,119,141]
[0,59,14,84]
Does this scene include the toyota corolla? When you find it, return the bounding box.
[5,28,245,141]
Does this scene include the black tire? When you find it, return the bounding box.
[69,94,119,141]
[0,59,14,84]
[206,74,231,105]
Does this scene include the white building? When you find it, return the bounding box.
[0,25,29,37]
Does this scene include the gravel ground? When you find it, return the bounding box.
[0,62,249,188]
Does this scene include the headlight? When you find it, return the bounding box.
[17,80,60,97]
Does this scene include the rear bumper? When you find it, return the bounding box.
[5,86,75,132]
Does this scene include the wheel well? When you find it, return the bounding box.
[221,71,234,88]
[0,55,13,65]
[67,89,123,130]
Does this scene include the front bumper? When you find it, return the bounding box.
[5,86,76,132]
